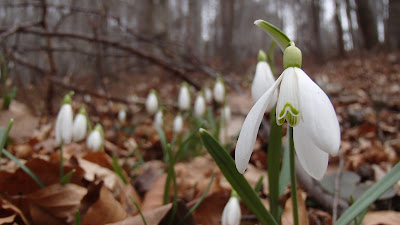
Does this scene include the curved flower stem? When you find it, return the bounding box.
[60,142,64,181]
[289,126,299,225]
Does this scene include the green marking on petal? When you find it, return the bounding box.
[278,103,300,127]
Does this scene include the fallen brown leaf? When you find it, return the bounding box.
[363,211,400,225]
[28,183,87,224]
[82,185,127,225]
[281,189,309,225]
[0,198,30,225]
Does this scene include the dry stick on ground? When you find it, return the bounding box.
[296,158,349,217]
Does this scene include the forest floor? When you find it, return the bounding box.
[0,51,400,225]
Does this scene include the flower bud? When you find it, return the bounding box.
[214,77,225,104]
[154,110,163,128]
[118,109,127,123]
[221,196,241,225]
[222,105,231,123]
[72,107,88,142]
[173,114,183,134]
[251,61,276,103]
[178,83,191,111]
[257,49,267,62]
[146,90,159,115]
[194,93,206,117]
[204,87,213,104]
[55,93,74,145]
[86,124,103,151]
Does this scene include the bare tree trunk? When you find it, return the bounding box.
[335,0,345,56]
[388,0,400,50]
[311,0,323,62]
[355,0,379,49]
[220,0,234,67]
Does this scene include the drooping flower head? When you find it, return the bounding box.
[55,92,74,145]
[87,123,104,151]
[213,77,225,104]
[178,82,191,111]
[194,92,206,117]
[72,106,88,142]
[251,50,278,109]
[154,109,163,128]
[235,43,340,180]
[118,108,127,123]
[221,191,241,225]
[146,89,159,115]
[204,86,213,104]
[222,104,231,123]
[173,114,183,134]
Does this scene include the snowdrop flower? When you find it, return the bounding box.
[178,82,191,111]
[118,108,127,123]
[72,107,88,142]
[55,92,74,145]
[213,77,225,104]
[154,110,163,128]
[204,87,213,104]
[235,44,340,180]
[146,90,159,115]
[252,50,278,109]
[221,194,241,225]
[194,93,206,117]
[87,124,103,151]
[222,105,231,123]
[173,114,183,134]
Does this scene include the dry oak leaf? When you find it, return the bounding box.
[0,198,30,225]
[28,183,87,225]
[281,189,309,225]
[363,211,400,225]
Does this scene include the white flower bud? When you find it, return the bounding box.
[178,83,191,111]
[146,90,159,115]
[118,109,127,123]
[214,78,225,104]
[154,110,163,128]
[194,94,206,117]
[87,130,102,151]
[55,104,73,145]
[252,61,276,102]
[221,196,241,225]
[72,113,87,142]
[223,105,231,122]
[173,114,183,134]
[204,87,213,103]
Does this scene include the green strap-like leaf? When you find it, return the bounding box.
[335,161,400,225]
[254,20,291,52]
[200,128,278,225]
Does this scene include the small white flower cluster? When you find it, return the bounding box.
[55,92,104,152]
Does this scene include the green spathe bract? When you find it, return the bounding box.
[254,20,291,52]
[283,44,302,69]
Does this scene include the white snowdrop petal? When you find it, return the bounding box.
[73,114,87,142]
[194,95,206,117]
[214,81,225,104]
[223,105,231,122]
[252,62,278,111]
[118,109,126,123]
[178,86,191,111]
[154,110,163,128]
[173,115,183,133]
[221,197,241,225]
[295,68,340,156]
[275,68,301,126]
[56,104,73,145]
[294,124,329,180]
[204,87,213,103]
[87,130,102,151]
[146,92,158,115]
[235,75,283,173]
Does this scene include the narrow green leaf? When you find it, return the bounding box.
[75,210,81,225]
[60,169,76,185]
[335,161,400,225]
[254,20,291,52]
[156,126,169,163]
[2,148,45,188]
[267,111,283,221]
[130,196,148,225]
[112,155,128,184]
[178,173,215,225]
[200,128,278,225]
[254,175,264,194]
